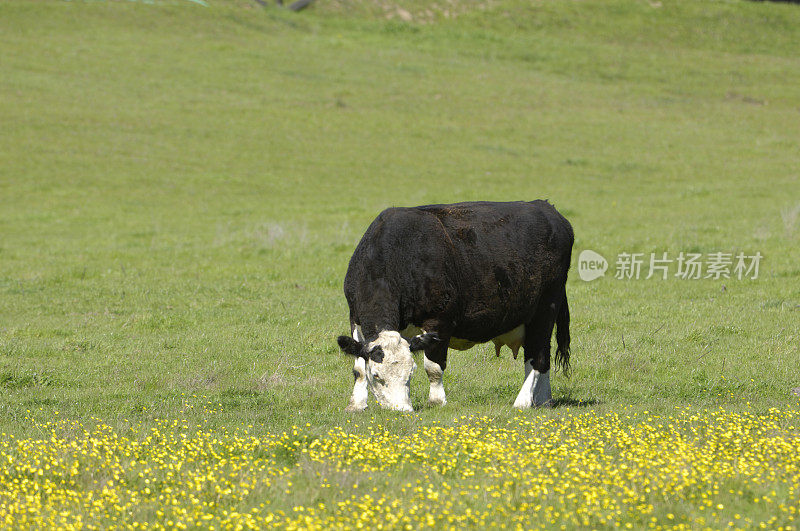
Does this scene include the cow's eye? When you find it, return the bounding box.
[372,373,385,385]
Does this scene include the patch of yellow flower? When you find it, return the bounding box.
[1,406,798,529]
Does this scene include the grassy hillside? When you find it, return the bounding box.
[0,0,799,526]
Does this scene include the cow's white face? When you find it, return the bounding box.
[338,329,440,413]
[365,331,416,412]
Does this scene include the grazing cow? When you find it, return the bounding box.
[336,200,573,412]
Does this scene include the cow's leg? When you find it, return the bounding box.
[423,333,450,406]
[514,299,558,409]
[346,325,368,412]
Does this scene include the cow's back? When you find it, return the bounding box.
[344,201,573,342]
[416,201,573,340]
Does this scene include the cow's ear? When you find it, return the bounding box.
[368,346,384,363]
[409,332,440,352]
[337,336,365,358]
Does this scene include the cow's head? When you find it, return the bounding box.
[337,330,439,412]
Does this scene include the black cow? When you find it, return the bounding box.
[336,200,573,411]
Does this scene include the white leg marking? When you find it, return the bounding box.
[347,356,369,412]
[513,359,552,408]
[533,370,552,407]
[424,354,446,406]
[346,326,368,412]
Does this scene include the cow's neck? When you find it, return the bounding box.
[356,311,399,342]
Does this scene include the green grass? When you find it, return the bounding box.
[0,0,799,526]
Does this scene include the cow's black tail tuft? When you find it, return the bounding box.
[554,291,571,377]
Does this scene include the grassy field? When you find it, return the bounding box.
[1,0,799,527]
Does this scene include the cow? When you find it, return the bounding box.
[336,200,573,412]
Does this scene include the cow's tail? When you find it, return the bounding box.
[554,289,571,377]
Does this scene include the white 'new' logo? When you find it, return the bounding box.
[578,250,608,281]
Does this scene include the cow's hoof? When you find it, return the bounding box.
[534,400,553,408]
[345,402,367,413]
[513,399,532,409]
[428,397,447,406]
